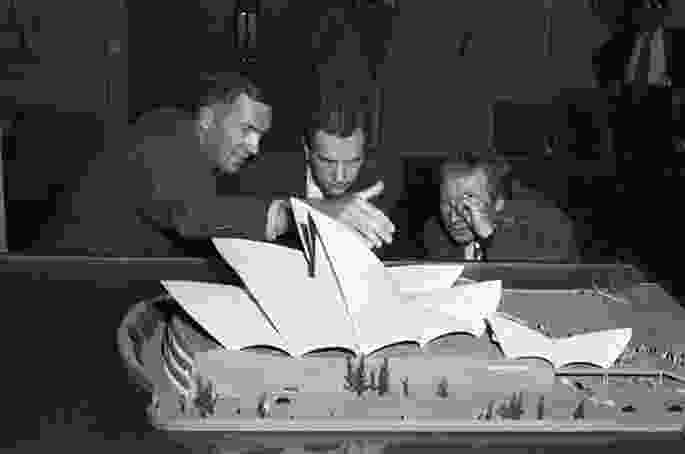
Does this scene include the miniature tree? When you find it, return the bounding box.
[354,355,368,397]
[377,357,390,396]
[436,377,449,398]
[495,399,509,419]
[400,377,409,397]
[343,354,375,397]
[475,405,484,420]
[257,392,270,418]
[485,399,495,420]
[512,391,524,420]
[496,392,524,420]
[572,398,585,420]
[343,356,358,394]
[345,355,354,384]
[193,375,219,418]
[536,395,545,420]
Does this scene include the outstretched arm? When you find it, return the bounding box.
[135,134,279,241]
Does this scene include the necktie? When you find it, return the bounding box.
[465,242,475,260]
[465,241,485,261]
[473,241,485,261]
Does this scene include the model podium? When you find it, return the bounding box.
[118,265,685,452]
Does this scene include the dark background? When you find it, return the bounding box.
[3,0,685,451]
[1,1,682,261]
[2,0,682,267]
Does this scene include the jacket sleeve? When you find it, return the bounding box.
[421,217,465,260]
[549,209,582,264]
[357,151,404,217]
[135,135,275,241]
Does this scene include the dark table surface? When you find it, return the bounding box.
[1,255,682,452]
[0,254,649,289]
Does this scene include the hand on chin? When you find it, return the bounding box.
[220,156,246,175]
[447,225,475,244]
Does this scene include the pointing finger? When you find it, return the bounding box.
[357,199,395,239]
[352,229,377,249]
[355,181,384,202]
[354,221,382,249]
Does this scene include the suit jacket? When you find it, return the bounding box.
[229,139,402,212]
[422,199,580,263]
[232,138,403,257]
[33,109,279,258]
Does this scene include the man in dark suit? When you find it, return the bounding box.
[32,72,395,257]
[264,86,402,256]
[422,152,579,263]
[302,95,400,215]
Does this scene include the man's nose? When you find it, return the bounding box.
[450,207,460,223]
[244,132,260,155]
[334,163,346,182]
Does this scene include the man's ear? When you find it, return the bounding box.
[303,137,315,163]
[198,106,214,130]
[495,197,505,213]
[302,135,310,155]
[355,127,366,148]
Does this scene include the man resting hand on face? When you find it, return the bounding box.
[422,152,579,262]
[433,156,505,261]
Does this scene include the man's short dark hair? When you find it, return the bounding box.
[188,72,263,117]
[304,84,369,151]
[439,150,512,202]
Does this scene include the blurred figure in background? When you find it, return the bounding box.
[592,0,684,283]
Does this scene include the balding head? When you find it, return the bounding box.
[439,151,511,205]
